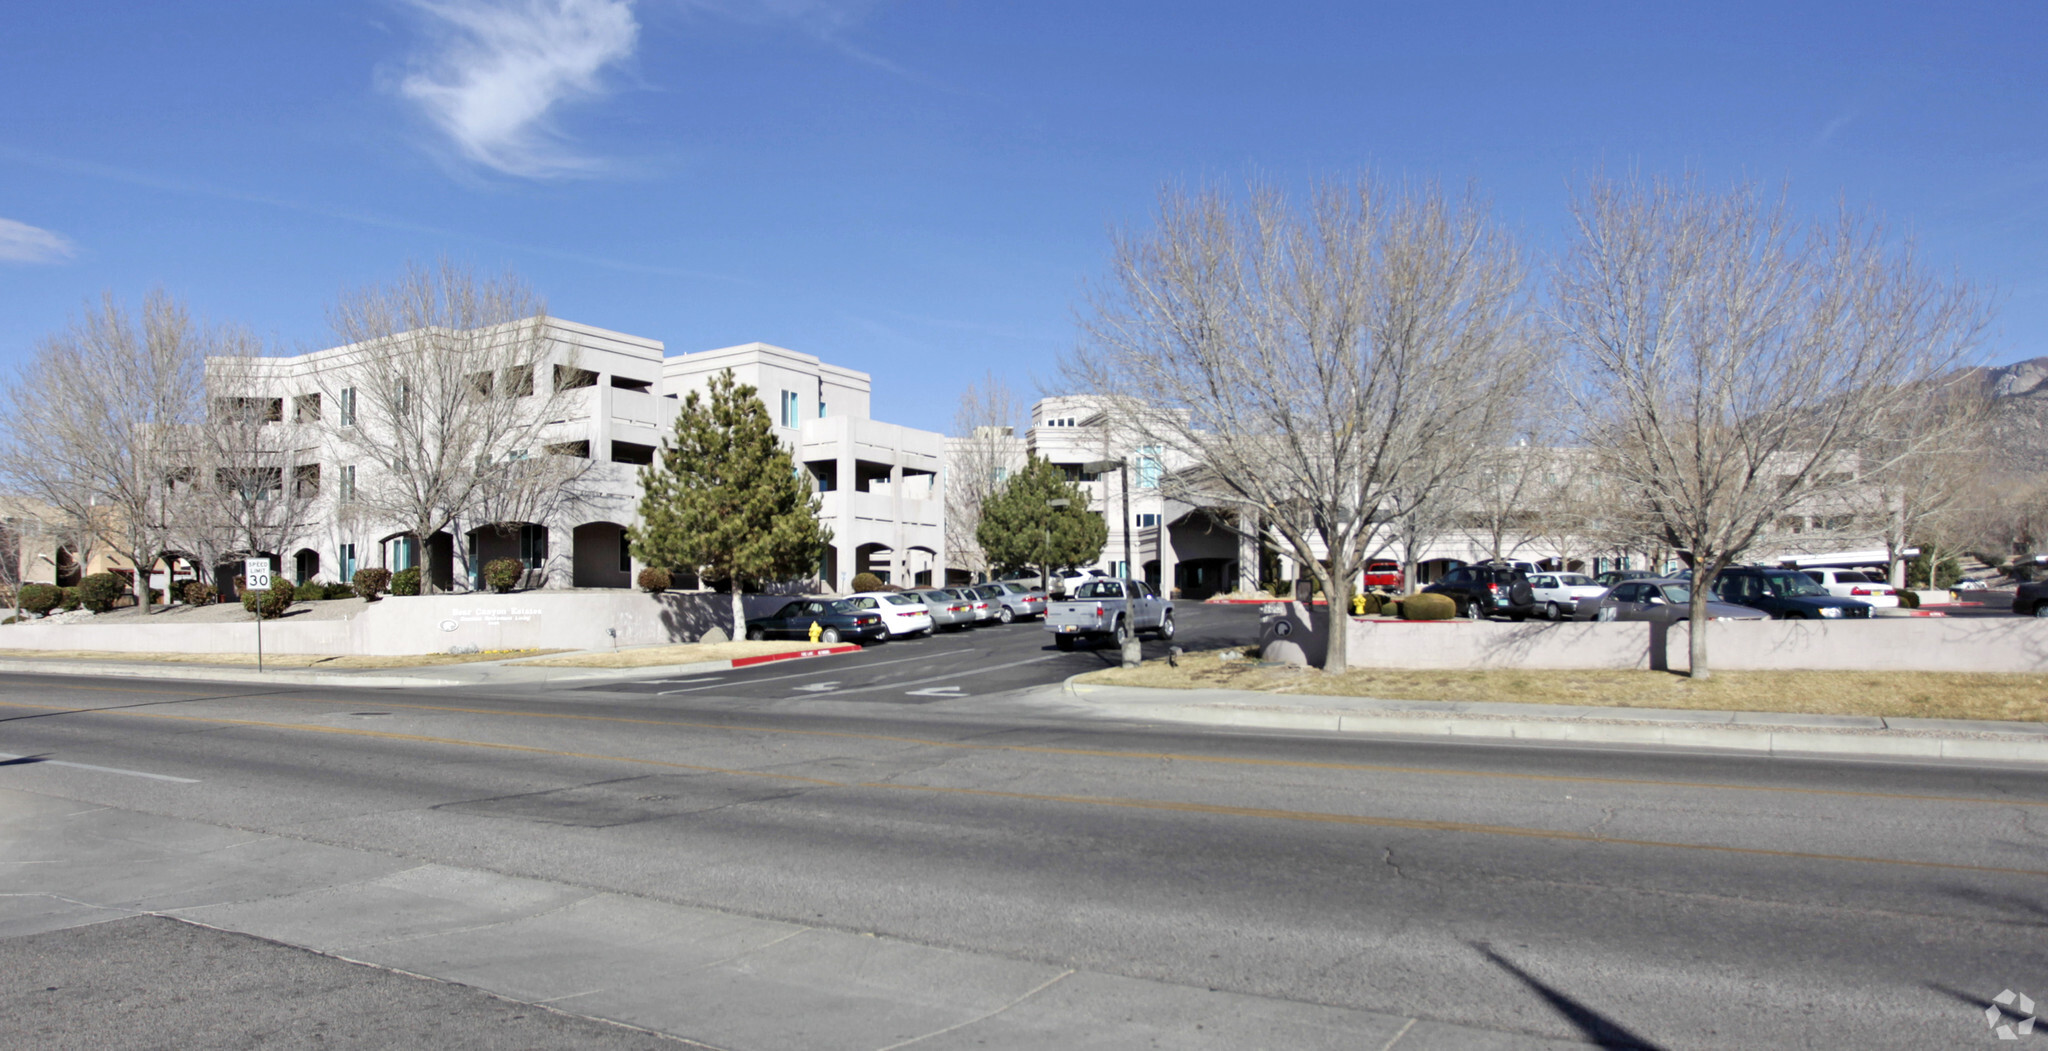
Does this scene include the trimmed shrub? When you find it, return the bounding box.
[1400,592,1456,621]
[19,583,60,615]
[181,581,217,606]
[324,582,357,600]
[390,566,422,596]
[77,572,123,613]
[483,558,523,594]
[294,581,326,601]
[241,575,296,619]
[1898,590,1921,609]
[57,587,81,611]
[850,571,887,594]
[1905,550,1962,590]
[637,566,671,593]
[1356,592,1384,617]
[352,567,391,601]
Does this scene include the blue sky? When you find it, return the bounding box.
[4,1,2044,433]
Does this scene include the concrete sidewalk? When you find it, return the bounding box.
[0,788,1577,1049]
[0,644,859,690]
[1062,681,2048,764]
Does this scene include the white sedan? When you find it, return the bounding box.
[1527,573,1610,620]
[843,592,936,637]
[1803,569,1901,609]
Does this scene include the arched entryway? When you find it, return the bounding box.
[571,522,631,588]
[855,543,893,586]
[464,522,548,590]
[292,548,320,584]
[382,532,457,591]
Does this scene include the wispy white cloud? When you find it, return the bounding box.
[398,0,640,178]
[677,0,909,77]
[0,217,77,264]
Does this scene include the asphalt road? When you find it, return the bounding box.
[3,602,2046,1048]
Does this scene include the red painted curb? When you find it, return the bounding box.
[1206,598,1330,605]
[729,645,860,668]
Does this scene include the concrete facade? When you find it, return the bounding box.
[206,324,943,598]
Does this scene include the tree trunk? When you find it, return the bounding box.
[1321,559,1352,674]
[1687,580,1711,680]
[729,578,745,642]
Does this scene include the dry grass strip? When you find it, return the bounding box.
[1077,648,2048,723]
[0,649,560,670]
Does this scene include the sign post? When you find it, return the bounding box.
[244,558,271,672]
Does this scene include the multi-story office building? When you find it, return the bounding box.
[210,320,943,596]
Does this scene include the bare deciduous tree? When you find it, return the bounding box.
[0,291,205,611]
[945,372,1024,581]
[1843,385,1994,587]
[1554,175,1991,678]
[1073,178,1536,673]
[178,341,326,581]
[318,261,595,592]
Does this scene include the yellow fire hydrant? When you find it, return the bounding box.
[808,620,822,643]
[1353,593,1368,615]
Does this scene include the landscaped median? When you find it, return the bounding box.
[1067,649,2048,762]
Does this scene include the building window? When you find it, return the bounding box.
[1135,513,1161,528]
[338,387,356,426]
[1136,446,1161,489]
[293,463,320,499]
[618,532,632,574]
[781,390,800,428]
[992,466,1008,485]
[339,544,357,582]
[338,465,356,502]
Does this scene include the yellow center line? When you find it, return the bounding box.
[155,692,2048,811]
[4,697,2045,879]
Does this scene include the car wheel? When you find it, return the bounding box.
[1545,601,1562,621]
[2033,603,2048,619]
[1156,614,1176,640]
[997,606,1014,624]
[1055,635,1074,651]
[746,626,766,641]
[1465,601,1484,621]
[1112,618,1130,647]
[820,627,841,644]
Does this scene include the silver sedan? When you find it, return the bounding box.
[1580,579,1768,623]
[905,588,977,631]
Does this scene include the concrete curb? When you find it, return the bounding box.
[0,644,865,690]
[1062,679,2048,764]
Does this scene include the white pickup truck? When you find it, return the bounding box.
[1044,577,1175,651]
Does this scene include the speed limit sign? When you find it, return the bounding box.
[244,558,272,591]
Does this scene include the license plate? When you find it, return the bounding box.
[1059,625,1076,632]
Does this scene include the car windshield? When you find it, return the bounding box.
[1762,572,1828,597]
[1075,581,1125,599]
[1557,574,1595,586]
[882,593,922,606]
[1659,585,1693,604]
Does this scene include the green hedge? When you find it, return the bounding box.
[1400,592,1456,621]
[390,566,421,596]
[352,567,391,601]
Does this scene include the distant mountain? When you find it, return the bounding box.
[1978,356,2048,474]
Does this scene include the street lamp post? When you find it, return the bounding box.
[1042,497,1070,593]
[1083,458,1132,581]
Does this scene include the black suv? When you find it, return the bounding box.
[1423,563,1538,621]
[2015,579,2048,617]
[1708,566,1873,619]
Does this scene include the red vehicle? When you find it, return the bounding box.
[1364,559,1404,590]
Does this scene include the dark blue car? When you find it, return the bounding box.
[1709,567,1872,620]
[744,599,888,644]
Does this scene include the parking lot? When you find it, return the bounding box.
[578,600,1264,702]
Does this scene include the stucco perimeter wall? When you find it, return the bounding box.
[0,592,804,657]
[1344,617,2048,674]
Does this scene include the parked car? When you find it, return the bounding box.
[1802,569,1901,609]
[1049,568,1111,598]
[1045,577,1174,650]
[1594,569,1657,589]
[1422,562,1538,621]
[1363,559,1404,591]
[905,588,977,631]
[971,581,1047,623]
[1526,572,1609,621]
[2014,579,2048,617]
[948,586,997,624]
[744,599,888,644]
[1583,579,1768,623]
[842,591,936,637]
[1707,567,1873,619]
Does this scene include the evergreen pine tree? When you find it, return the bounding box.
[631,369,831,636]
[976,456,1106,587]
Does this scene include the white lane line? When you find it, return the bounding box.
[825,653,1066,698]
[0,752,199,783]
[654,653,934,694]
